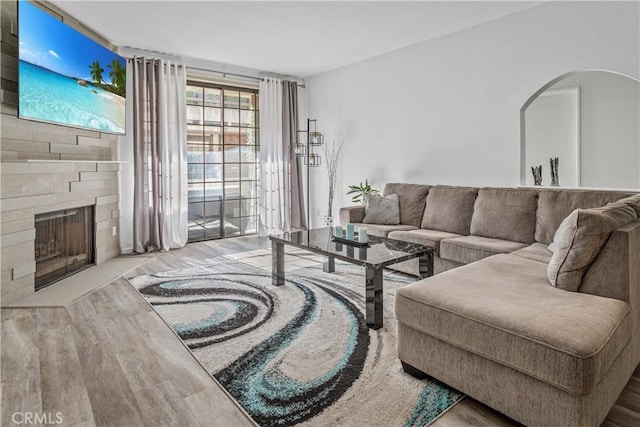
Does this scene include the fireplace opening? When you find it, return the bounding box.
[34,206,95,291]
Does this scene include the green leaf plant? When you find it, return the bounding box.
[346,179,380,204]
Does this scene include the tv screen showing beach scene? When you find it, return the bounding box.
[18,1,126,134]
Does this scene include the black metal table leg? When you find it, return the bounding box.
[365,264,384,329]
[418,252,434,279]
[272,240,284,286]
[323,255,335,273]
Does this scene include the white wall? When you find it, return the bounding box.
[305,1,640,226]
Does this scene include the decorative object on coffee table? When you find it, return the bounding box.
[322,139,344,228]
[347,179,380,204]
[531,165,542,185]
[550,157,560,186]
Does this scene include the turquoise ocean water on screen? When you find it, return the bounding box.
[19,60,125,134]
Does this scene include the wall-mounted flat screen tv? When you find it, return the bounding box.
[18,1,126,134]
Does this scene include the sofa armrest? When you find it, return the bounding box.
[581,219,640,302]
[339,205,365,225]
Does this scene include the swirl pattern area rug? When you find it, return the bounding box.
[128,251,463,427]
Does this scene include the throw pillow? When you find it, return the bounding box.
[363,193,400,225]
[607,194,640,216]
[547,204,638,291]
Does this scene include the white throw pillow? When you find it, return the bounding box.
[363,193,400,225]
[547,204,637,291]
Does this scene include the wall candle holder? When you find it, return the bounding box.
[295,119,323,229]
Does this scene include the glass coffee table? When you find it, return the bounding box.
[269,227,435,329]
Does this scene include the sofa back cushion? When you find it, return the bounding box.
[421,186,478,234]
[535,189,635,244]
[383,183,431,227]
[547,205,638,291]
[470,188,538,243]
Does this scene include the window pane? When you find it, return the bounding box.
[224,90,240,109]
[187,126,205,144]
[204,164,222,182]
[187,145,203,163]
[205,183,223,202]
[224,181,241,198]
[205,223,222,239]
[241,198,256,216]
[241,182,256,199]
[188,228,205,242]
[240,92,256,110]
[188,164,204,183]
[188,183,204,202]
[204,201,221,222]
[240,128,255,145]
[223,127,240,145]
[204,145,223,163]
[224,163,240,181]
[239,145,256,163]
[187,105,202,125]
[240,110,255,127]
[224,199,241,218]
[224,109,240,126]
[240,164,255,180]
[188,201,204,222]
[204,88,221,107]
[203,126,222,145]
[187,86,203,106]
[224,146,240,163]
[204,107,221,126]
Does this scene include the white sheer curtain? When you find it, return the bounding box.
[132,58,187,252]
[259,78,288,235]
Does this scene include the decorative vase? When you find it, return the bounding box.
[321,216,334,227]
[531,165,542,186]
[550,157,560,186]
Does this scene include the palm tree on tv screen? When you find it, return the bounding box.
[89,61,104,84]
[108,59,126,96]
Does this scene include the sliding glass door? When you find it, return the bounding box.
[186,83,259,242]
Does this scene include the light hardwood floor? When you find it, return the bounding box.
[2,235,639,426]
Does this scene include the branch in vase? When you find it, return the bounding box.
[323,139,344,217]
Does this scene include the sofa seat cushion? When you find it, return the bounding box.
[394,254,631,395]
[510,243,553,264]
[388,229,462,255]
[439,235,527,264]
[353,223,418,238]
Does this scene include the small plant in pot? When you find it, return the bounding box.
[347,179,380,204]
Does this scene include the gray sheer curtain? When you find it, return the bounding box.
[132,57,187,252]
[282,81,306,230]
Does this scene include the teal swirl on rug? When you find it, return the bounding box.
[128,256,463,426]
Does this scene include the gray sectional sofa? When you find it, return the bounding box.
[339,183,640,426]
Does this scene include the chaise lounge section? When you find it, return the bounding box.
[340,184,640,426]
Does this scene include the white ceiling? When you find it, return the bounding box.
[50,1,544,78]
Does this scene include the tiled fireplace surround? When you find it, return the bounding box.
[1,0,122,306]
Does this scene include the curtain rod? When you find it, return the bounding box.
[189,66,306,88]
[127,59,305,88]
